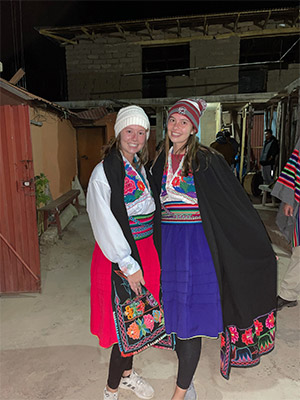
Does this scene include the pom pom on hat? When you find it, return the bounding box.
[168,98,207,131]
[114,105,150,139]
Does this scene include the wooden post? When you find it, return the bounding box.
[239,104,248,182]
[246,104,253,174]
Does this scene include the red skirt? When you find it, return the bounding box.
[90,235,161,348]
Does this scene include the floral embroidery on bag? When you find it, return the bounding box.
[127,321,140,339]
[125,308,164,340]
[113,273,173,356]
[153,309,162,323]
[143,314,155,331]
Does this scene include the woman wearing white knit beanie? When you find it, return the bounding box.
[114,105,150,139]
[87,105,166,400]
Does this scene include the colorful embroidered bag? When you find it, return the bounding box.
[112,271,174,357]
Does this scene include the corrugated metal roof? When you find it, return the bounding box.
[75,107,108,120]
[0,78,111,123]
[0,78,76,116]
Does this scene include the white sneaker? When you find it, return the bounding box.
[103,387,119,400]
[119,369,154,399]
[184,382,197,400]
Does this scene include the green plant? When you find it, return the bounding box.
[34,173,50,208]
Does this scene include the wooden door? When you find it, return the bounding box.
[0,105,41,293]
[77,127,106,190]
[251,114,264,167]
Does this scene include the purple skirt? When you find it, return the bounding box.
[161,222,223,339]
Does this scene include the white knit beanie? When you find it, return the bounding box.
[114,105,150,139]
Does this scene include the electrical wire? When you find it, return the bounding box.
[279,37,300,61]
[123,38,300,77]
[10,0,26,87]
[10,0,18,73]
[19,0,26,88]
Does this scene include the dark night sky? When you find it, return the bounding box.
[1,0,299,101]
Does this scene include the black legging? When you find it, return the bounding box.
[175,336,202,390]
[107,344,133,390]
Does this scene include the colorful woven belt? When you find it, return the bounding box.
[161,201,202,224]
[129,212,154,240]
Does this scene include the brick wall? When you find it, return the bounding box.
[167,36,240,97]
[66,38,142,100]
[267,64,300,93]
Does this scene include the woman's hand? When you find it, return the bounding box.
[127,269,145,295]
[283,203,293,217]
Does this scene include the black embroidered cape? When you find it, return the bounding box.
[151,149,277,379]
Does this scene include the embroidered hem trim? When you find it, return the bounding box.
[220,309,276,380]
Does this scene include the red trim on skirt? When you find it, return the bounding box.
[90,235,161,348]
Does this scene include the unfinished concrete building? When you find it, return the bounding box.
[38,6,299,189]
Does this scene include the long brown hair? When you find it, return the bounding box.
[157,130,214,176]
[101,135,149,167]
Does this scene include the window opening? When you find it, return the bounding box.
[142,44,190,98]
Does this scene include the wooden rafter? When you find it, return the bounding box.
[9,68,25,85]
[39,29,77,45]
[253,12,272,30]
[292,10,300,26]
[116,24,126,39]
[81,27,95,41]
[36,7,299,45]
[262,11,272,29]
[145,21,154,39]
[223,21,235,32]
[203,17,209,36]
[234,13,240,32]
[177,19,181,37]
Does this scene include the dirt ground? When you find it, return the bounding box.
[1,207,300,400]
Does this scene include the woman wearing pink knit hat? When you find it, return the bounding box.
[151,98,277,399]
[87,105,167,400]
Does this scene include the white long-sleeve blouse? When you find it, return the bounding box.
[86,155,155,276]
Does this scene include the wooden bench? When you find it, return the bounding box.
[38,189,80,237]
[258,184,276,207]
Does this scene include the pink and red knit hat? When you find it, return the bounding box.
[168,98,207,130]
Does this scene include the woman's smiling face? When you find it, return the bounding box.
[167,113,195,153]
[119,125,147,162]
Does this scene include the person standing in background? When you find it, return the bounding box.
[260,129,279,184]
[271,138,300,311]
[210,130,234,166]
